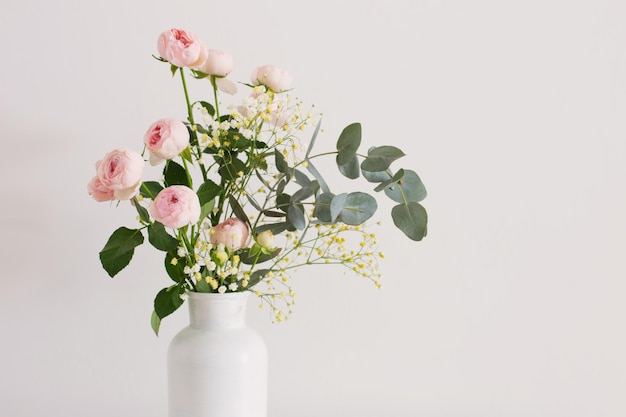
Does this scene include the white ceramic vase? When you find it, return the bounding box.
[167,291,268,417]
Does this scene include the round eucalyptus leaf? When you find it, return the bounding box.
[384,170,427,203]
[391,202,427,241]
[332,192,377,225]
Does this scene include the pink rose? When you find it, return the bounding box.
[157,28,207,68]
[95,149,144,200]
[210,218,251,251]
[87,176,115,202]
[143,118,190,165]
[149,186,201,229]
[251,64,293,92]
[199,49,234,77]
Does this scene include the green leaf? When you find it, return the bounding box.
[276,193,291,213]
[294,169,311,186]
[330,192,377,225]
[374,169,404,192]
[196,101,215,116]
[218,157,246,181]
[247,269,270,287]
[384,169,427,203]
[180,146,194,165]
[261,210,285,218]
[164,160,190,187]
[360,146,405,172]
[239,247,282,265]
[229,195,251,226]
[151,310,161,336]
[391,202,428,241]
[99,227,144,277]
[154,285,185,320]
[287,204,306,230]
[305,118,322,159]
[148,222,179,251]
[198,200,215,226]
[274,149,292,178]
[197,179,221,206]
[305,160,330,194]
[133,197,151,223]
[170,65,179,77]
[140,181,164,199]
[313,192,335,222]
[337,155,360,179]
[255,222,289,235]
[362,169,389,183]
[336,123,361,165]
[165,251,185,283]
[291,182,319,203]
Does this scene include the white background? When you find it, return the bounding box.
[1,0,625,416]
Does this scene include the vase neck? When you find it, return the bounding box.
[187,292,249,329]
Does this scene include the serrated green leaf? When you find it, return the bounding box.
[384,169,427,203]
[164,160,190,187]
[195,101,215,116]
[336,123,361,165]
[140,181,164,200]
[154,285,185,320]
[391,202,428,241]
[218,156,246,181]
[148,222,179,251]
[197,179,221,206]
[165,251,185,283]
[361,146,405,172]
[99,227,144,277]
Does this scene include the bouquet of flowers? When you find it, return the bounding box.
[88,28,428,334]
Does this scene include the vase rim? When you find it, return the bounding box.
[186,290,250,300]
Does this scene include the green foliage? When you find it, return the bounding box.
[99,227,144,277]
[93,50,429,331]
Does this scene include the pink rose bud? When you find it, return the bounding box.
[95,148,144,200]
[256,230,275,249]
[199,49,234,77]
[87,176,115,202]
[149,186,201,229]
[157,28,208,69]
[210,218,251,251]
[251,64,293,92]
[143,118,190,165]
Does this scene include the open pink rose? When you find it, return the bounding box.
[87,176,115,202]
[95,148,144,200]
[210,218,251,251]
[143,118,189,165]
[149,185,201,229]
[157,28,207,68]
[251,64,293,92]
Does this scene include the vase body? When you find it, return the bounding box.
[167,292,268,417]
